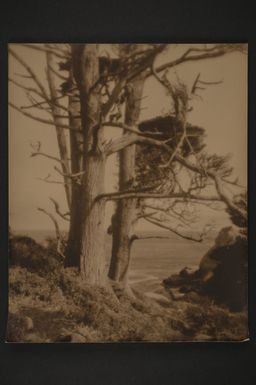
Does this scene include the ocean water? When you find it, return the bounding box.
[13,229,213,293]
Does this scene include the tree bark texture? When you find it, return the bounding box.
[72,44,107,285]
[65,71,83,267]
[108,75,145,285]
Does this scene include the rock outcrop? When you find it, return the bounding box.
[163,226,248,312]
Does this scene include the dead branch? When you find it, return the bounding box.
[96,190,221,202]
[49,197,70,221]
[9,47,49,99]
[14,72,33,79]
[103,108,245,222]
[9,77,45,99]
[37,207,66,259]
[153,44,245,75]
[100,44,244,121]
[30,147,68,166]
[48,63,68,81]
[37,174,71,185]
[20,93,71,111]
[103,121,163,138]
[46,49,72,208]
[54,166,84,184]
[130,234,178,243]
[21,100,69,114]
[9,102,70,128]
[19,44,70,59]
[103,131,171,156]
[221,177,245,189]
[142,203,192,227]
[144,216,203,242]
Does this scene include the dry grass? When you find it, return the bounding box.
[7,236,248,343]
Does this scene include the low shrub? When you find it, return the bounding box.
[9,235,62,275]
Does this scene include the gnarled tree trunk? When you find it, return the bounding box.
[108,75,145,287]
[65,73,83,267]
[72,44,107,285]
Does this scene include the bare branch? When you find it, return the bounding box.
[130,234,178,242]
[142,203,192,227]
[20,93,71,111]
[49,197,70,221]
[14,72,33,79]
[19,43,70,59]
[30,147,68,166]
[144,216,203,242]
[37,207,66,259]
[153,44,244,75]
[46,49,72,208]
[103,121,163,138]
[221,177,245,189]
[37,173,71,185]
[198,78,223,86]
[103,130,171,156]
[38,207,61,237]
[9,47,49,99]
[9,102,80,131]
[9,77,45,99]
[9,102,70,128]
[48,63,68,80]
[54,166,84,184]
[96,190,221,202]
[175,154,247,221]
[103,107,246,222]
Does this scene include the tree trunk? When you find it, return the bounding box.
[65,74,83,267]
[72,44,107,285]
[46,52,72,209]
[108,75,145,286]
[80,150,106,284]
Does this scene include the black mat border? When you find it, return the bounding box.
[0,1,255,385]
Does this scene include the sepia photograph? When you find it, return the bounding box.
[8,43,248,343]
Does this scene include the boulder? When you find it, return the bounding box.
[163,226,248,311]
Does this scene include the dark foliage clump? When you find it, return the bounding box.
[226,192,247,230]
[9,235,62,275]
[136,115,205,188]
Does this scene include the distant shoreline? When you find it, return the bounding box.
[11,228,217,243]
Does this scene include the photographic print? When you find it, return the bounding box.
[8,43,248,342]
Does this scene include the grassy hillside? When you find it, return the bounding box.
[7,236,248,343]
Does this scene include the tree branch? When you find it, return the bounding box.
[153,44,245,75]
[96,190,221,202]
[37,207,66,258]
[46,49,72,208]
[54,166,84,184]
[49,197,70,221]
[37,174,71,185]
[144,216,203,242]
[9,77,45,99]
[30,144,68,165]
[19,43,70,59]
[9,47,49,99]
[175,154,247,220]
[9,102,71,128]
[103,111,246,222]
[103,121,163,138]
[103,131,170,156]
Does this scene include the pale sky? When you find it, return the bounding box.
[9,44,247,233]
